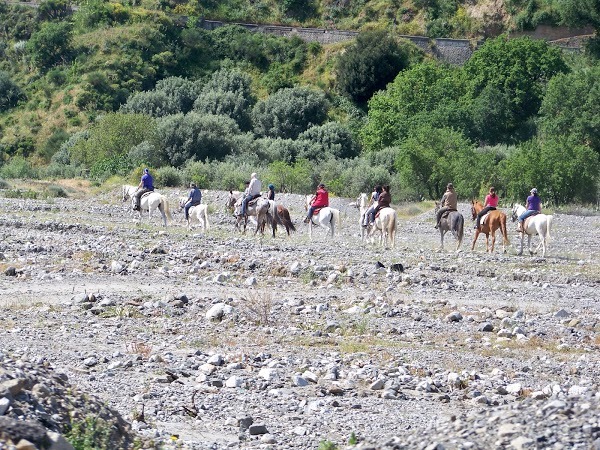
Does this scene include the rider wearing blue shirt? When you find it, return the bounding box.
[133,168,154,211]
[184,182,202,220]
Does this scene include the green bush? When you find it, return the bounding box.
[335,30,414,104]
[0,156,39,179]
[26,21,73,70]
[298,122,360,160]
[155,165,182,187]
[0,70,25,111]
[45,184,68,197]
[252,86,328,139]
[3,189,38,199]
[0,178,10,189]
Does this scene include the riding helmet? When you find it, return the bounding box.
[318,183,325,188]
[268,184,274,189]
[530,188,538,194]
[447,183,454,189]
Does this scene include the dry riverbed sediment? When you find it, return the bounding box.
[0,188,599,449]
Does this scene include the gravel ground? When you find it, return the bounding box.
[0,187,599,449]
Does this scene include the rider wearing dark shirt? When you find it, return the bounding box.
[133,168,154,211]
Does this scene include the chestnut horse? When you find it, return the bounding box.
[471,200,509,253]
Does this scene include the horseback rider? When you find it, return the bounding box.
[363,185,382,227]
[267,184,275,201]
[241,172,262,217]
[184,182,202,221]
[517,188,542,232]
[369,185,390,224]
[434,183,457,229]
[304,183,329,223]
[474,186,498,230]
[133,168,154,211]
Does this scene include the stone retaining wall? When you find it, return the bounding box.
[199,19,478,64]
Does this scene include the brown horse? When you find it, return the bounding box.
[471,200,509,253]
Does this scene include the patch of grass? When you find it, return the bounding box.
[3,188,38,199]
[100,305,143,319]
[0,178,10,189]
[318,441,338,450]
[65,416,113,450]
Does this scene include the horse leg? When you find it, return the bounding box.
[488,231,493,253]
[528,235,534,256]
[440,229,445,251]
[471,230,479,251]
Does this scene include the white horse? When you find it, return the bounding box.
[304,196,341,239]
[132,192,172,227]
[511,204,553,257]
[179,198,209,232]
[368,207,397,248]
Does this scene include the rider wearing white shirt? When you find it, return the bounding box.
[241,172,262,216]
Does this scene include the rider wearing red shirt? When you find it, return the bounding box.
[304,183,329,223]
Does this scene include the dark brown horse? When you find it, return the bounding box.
[471,200,509,253]
[267,204,296,236]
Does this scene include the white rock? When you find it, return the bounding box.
[506,383,522,395]
[0,397,10,415]
[225,376,244,388]
[259,368,278,381]
[292,375,308,387]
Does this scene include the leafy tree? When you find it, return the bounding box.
[280,0,318,21]
[194,68,255,130]
[157,112,242,166]
[361,62,466,152]
[468,84,515,145]
[155,76,203,113]
[128,141,165,168]
[335,30,414,104]
[298,122,360,160]
[0,3,37,41]
[252,87,328,139]
[462,36,568,132]
[69,113,157,170]
[0,71,25,112]
[557,0,600,57]
[38,0,72,21]
[121,90,179,117]
[500,137,600,204]
[538,65,600,154]
[394,125,478,199]
[26,21,73,70]
[254,138,300,163]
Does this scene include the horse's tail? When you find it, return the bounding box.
[457,214,464,247]
[331,208,340,237]
[163,196,172,225]
[204,205,210,231]
[500,213,510,245]
[389,212,397,247]
[545,215,553,243]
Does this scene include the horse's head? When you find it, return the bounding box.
[122,185,130,202]
[434,201,440,214]
[471,199,481,220]
[358,193,368,208]
[511,203,522,222]
[179,197,187,209]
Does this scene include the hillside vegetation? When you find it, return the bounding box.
[0,0,599,204]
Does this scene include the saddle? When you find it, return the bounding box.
[247,196,260,207]
[441,208,457,219]
[312,207,323,216]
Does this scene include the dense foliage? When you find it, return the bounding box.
[0,1,599,205]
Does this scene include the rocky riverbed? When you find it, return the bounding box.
[0,187,599,449]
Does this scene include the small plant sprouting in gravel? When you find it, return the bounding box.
[318,440,338,450]
[126,342,152,359]
[239,291,273,326]
[299,267,318,284]
[65,416,113,450]
[348,431,358,445]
